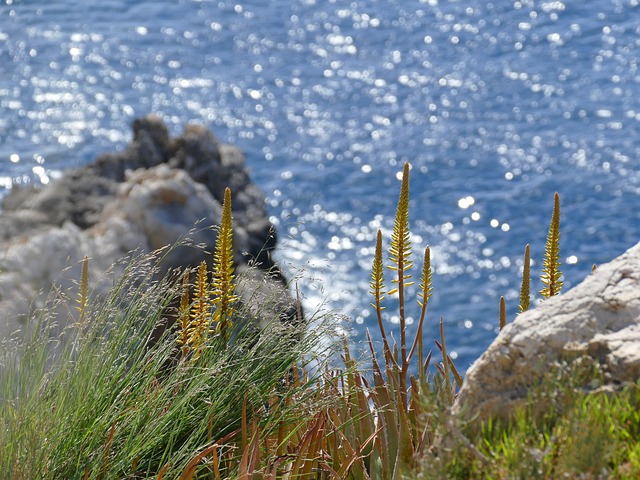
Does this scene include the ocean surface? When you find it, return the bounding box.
[2,0,640,370]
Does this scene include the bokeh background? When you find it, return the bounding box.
[2,0,640,369]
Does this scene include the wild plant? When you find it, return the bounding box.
[517,243,531,313]
[465,374,640,479]
[167,162,465,479]
[175,180,636,479]
[4,162,630,479]
[0,237,317,479]
[76,255,90,326]
[499,296,507,331]
[176,186,238,361]
[176,269,192,359]
[184,260,211,358]
[210,187,238,340]
[540,191,563,299]
[505,192,562,326]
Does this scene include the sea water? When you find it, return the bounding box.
[2,0,640,369]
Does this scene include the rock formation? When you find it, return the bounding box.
[0,115,294,342]
[454,242,640,424]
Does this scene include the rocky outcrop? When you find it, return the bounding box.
[454,242,640,424]
[0,115,292,341]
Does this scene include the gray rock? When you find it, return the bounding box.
[453,242,640,424]
[0,115,292,343]
[1,115,276,266]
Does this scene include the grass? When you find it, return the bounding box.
[0,164,638,479]
[0,248,324,478]
[417,364,640,479]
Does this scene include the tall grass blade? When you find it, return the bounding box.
[392,384,414,480]
[438,317,455,404]
[238,417,261,479]
[176,269,192,360]
[178,430,238,480]
[367,332,394,479]
[98,420,117,480]
[77,255,90,325]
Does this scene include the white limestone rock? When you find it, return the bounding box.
[453,242,640,423]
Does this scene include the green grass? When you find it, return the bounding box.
[421,381,640,479]
[1,167,638,479]
[0,248,331,479]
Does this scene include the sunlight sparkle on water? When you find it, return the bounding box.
[458,196,475,209]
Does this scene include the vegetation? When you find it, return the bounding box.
[540,191,563,299]
[0,164,638,479]
[518,244,531,314]
[419,377,640,479]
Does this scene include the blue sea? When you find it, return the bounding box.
[2,0,640,370]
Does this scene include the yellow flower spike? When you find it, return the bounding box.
[388,162,413,292]
[211,187,238,341]
[518,243,531,313]
[540,192,563,298]
[409,245,432,364]
[370,229,386,309]
[417,245,432,309]
[189,260,211,357]
[499,296,507,331]
[179,270,191,318]
[371,229,398,365]
[388,161,413,410]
